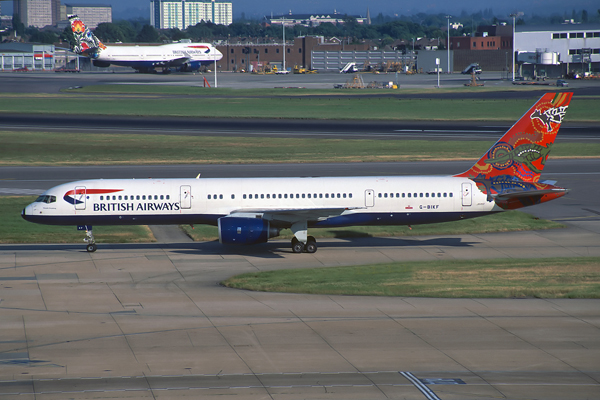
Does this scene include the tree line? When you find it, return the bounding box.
[3,9,599,46]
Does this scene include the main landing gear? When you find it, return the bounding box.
[291,236,317,254]
[83,228,97,252]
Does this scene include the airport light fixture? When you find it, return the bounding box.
[446,15,451,74]
[510,12,523,81]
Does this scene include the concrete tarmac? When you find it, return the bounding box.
[1,226,599,399]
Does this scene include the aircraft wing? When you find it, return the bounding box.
[162,56,191,67]
[229,207,361,224]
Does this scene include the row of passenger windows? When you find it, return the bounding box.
[206,192,454,200]
[99,195,170,201]
[379,192,453,198]
[207,193,354,200]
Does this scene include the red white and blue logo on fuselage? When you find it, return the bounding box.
[64,189,123,205]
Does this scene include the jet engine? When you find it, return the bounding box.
[218,217,280,245]
[92,60,111,68]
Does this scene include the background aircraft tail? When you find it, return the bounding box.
[454,92,573,209]
[68,14,106,58]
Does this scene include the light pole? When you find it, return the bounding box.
[282,19,286,72]
[510,12,523,82]
[446,15,451,74]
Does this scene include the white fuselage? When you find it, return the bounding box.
[97,43,222,67]
[22,175,500,228]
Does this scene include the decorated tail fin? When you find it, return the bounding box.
[68,14,106,58]
[454,92,573,209]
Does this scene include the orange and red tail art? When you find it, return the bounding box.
[454,92,573,209]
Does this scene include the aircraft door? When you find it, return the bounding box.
[74,186,86,210]
[180,185,192,209]
[365,189,374,207]
[461,183,472,207]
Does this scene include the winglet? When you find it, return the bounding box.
[68,14,106,58]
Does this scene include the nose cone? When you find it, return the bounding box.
[214,48,223,61]
[22,203,34,222]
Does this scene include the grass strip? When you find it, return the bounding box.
[181,210,564,242]
[1,130,598,166]
[0,92,597,121]
[0,197,155,244]
[222,257,600,299]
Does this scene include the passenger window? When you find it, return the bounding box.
[425,193,429,198]
[243,194,247,199]
[326,194,329,198]
[284,194,288,199]
[219,194,223,199]
[208,195,211,199]
[450,193,453,197]
[419,193,423,198]
[113,196,117,200]
[166,195,170,200]
[337,194,340,198]
[408,193,411,198]
[302,194,306,198]
[278,194,282,199]
[100,196,104,200]
[443,193,447,197]
[160,195,164,200]
[261,194,264,199]
[142,195,146,200]
[343,193,346,198]
[231,194,235,199]
[118,195,122,200]
[249,194,253,199]
[349,193,352,198]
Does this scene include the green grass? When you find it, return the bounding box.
[1,197,155,244]
[1,130,599,166]
[222,257,600,298]
[0,91,598,121]
[181,210,564,242]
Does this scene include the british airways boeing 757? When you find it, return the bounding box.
[22,93,572,253]
[68,15,222,73]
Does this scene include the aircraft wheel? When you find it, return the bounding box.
[291,238,304,253]
[86,243,97,253]
[305,240,317,254]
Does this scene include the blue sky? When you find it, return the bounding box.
[1,0,598,21]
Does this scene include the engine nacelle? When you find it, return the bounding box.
[218,217,279,245]
[92,60,111,68]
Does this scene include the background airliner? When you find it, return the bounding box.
[22,93,572,253]
[68,15,223,73]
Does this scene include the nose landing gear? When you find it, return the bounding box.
[83,228,97,252]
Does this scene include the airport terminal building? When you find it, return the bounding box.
[516,24,600,77]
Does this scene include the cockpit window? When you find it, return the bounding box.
[34,195,56,204]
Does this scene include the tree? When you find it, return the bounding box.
[29,31,58,44]
[94,23,126,42]
[13,14,25,36]
[136,25,160,42]
[59,26,75,47]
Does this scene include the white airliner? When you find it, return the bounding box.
[22,93,573,253]
[68,15,223,73]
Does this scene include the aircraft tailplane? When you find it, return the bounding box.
[454,92,573,209]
